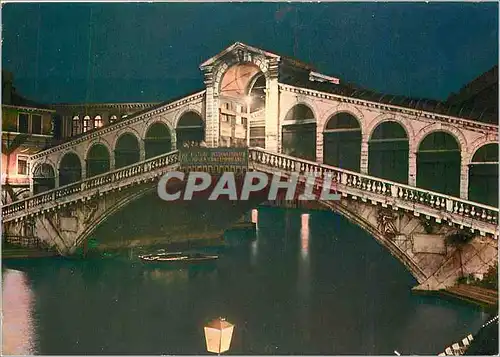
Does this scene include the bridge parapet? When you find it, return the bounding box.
[3,147,498,238]
[248,148,499,237]
[2,151,180,223]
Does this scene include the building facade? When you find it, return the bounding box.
[1,72,56,203]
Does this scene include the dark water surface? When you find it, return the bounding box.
[2,207,488,355]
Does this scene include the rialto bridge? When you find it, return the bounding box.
[2,42,498,291]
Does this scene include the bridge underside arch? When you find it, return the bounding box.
[145,122,172,159]
[33,163,56,194]
[86,144,111,178]
[368,121,409,184]
[417,131,460,197]
[469,143,498,207]
[59,153,82,187]
[115,133,140,168]
[176,112,205,148]
[281,104,316,161]
[323,113,361,171]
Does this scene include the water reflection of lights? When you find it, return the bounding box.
[2,269,36,355]
[300,213,310,260]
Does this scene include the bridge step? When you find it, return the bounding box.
[445,285,498,307]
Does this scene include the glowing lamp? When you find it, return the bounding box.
[204,317,235,354]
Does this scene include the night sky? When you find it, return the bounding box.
[2,2,498,104]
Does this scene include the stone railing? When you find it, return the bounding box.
[2,151,180,222]
[248,148,499,234]
[3,147,499,236]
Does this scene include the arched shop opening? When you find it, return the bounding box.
[144,122,172,159]
[59,153,82,187]
[86,144,110,178]
[115,133,140,168]
[468,143,498,207]
[323,112,361,171]
[368,121,409,184]
[33,163,56,194]
[417,131,461,197]
[281,104,316,161]
[219,63,265,147]
[176,112,205,148]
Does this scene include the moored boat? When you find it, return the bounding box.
[139,252,218,263]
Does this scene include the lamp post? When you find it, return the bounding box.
[245,96,252,147]
[204,317,235,355]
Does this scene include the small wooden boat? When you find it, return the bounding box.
[139,252,218,264]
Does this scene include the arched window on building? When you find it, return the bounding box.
[83,115,91,133]
[110,115,118,124]
[72,116,81,136]
[93,115,103,129]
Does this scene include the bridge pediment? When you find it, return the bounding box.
[200,42,280,70]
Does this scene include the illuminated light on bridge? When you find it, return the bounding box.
[2,269,35,355]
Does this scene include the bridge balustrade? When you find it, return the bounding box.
[248,148,499,228]
[2,151,180,221]
[2,148,498,235]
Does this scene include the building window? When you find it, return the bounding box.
[83,115,91,132]
[31,114,42,134]
[121,114,128,119]
[72,116,81,136]
[94,115,103,129]
[110,115,118,123]
[17,155,30,175]
[18,113,29,133]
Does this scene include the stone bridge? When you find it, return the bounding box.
[2,41,498,291]
[2,147,499,291]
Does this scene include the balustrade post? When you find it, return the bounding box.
[341,172,347,185]
[390,185,398,198]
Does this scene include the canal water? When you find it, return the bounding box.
[2,206,489,355]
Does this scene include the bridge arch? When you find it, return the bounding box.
[212,54,271,98]
[33,162,56,194]
[144,121,173,159]
[86,143,111,178]
[317,200,427,283]
[176,111,205,147]
[366,114,415,142]
[114,132,141,169]
[416,131,461,197]
[414,124,468,155]
[58,151,82,187]
[468,143,498,207]
[323,111,362,172]
[281,103,317,160]
[368,121,409,184]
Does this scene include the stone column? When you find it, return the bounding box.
[408,151,417,186]
[316,122,324,163]
[264,61,280,153]
[202,67,220,148]
[460,156,469,200]
[360,136,369,174]
[171,131,177,151]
